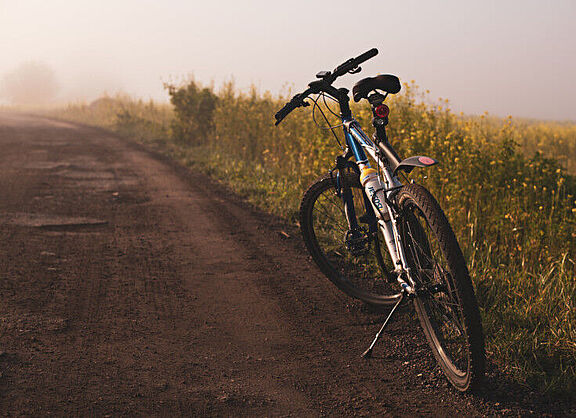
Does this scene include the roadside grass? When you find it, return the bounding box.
[45,82,575,399]
[47,94,173,145]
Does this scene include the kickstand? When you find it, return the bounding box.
[361,291,405,358]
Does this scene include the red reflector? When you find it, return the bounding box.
[418,156,436,165]
[375,104,390,118]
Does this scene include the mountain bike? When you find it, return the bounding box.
[274,48,485,392]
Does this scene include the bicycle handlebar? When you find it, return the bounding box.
[274,92,310,126]
[274,48,379,125]
[331,48,378,79]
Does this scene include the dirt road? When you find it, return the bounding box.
[0,113,556,415]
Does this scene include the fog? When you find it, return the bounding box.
[1,0,575,120]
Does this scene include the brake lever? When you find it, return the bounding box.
[348,66,361,74]
[293,94,310,108]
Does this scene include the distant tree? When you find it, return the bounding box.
[0,61,59,105]
[165,80,218,144]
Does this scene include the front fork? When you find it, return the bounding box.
[334,154,362,232]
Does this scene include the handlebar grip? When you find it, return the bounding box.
[274,102,295,125]
[333,48,379,77]
[354,48,378,65]
[274,94,303,125]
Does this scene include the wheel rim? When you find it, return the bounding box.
[310,180,398,300]
[401,204,470,379]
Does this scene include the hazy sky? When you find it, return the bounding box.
[1,0,575,120]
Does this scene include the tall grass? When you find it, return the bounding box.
[48,94,173,144]
[48,82,575,398]
[515,120,576,175]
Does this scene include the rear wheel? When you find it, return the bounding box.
[299,172,400,306]
[397,184,485,391]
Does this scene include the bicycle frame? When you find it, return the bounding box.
[339,117,416,293]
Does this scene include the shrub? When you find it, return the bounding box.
[165,80,217,144]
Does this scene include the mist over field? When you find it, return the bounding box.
[0,0,575,120]
[0,0,575,407]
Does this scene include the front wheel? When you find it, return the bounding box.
[397,184,485,391]
[299,173,401,306]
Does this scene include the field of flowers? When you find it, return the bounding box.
[48,81,575,398]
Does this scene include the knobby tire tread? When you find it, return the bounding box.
[398,183,485,392]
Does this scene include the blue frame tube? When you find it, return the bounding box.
[344,130,370,167]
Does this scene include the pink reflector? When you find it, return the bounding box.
[418,156,435,165]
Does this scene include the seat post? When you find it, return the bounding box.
[369,93,389,143]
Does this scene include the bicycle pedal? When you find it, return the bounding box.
[345,229,370,256]
[349,248,369,257]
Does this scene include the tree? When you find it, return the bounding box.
[165,80,218,144]
[0,61,59,105]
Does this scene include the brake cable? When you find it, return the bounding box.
[310,93,345,150]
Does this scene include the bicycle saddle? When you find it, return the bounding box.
[352,74,401,102]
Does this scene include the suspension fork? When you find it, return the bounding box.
[332,151,378,227]
[333,152,362,232]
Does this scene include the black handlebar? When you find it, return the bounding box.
[274,93,309,126]
[332,48,378,79]
[274,48,379,125]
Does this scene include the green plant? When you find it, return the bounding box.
[48,80,576,398]
[165,80,217,144]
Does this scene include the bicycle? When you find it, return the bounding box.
[274,48,485,392]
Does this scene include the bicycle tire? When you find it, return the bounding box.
[300,172,401,306]
[397,183,485,391]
